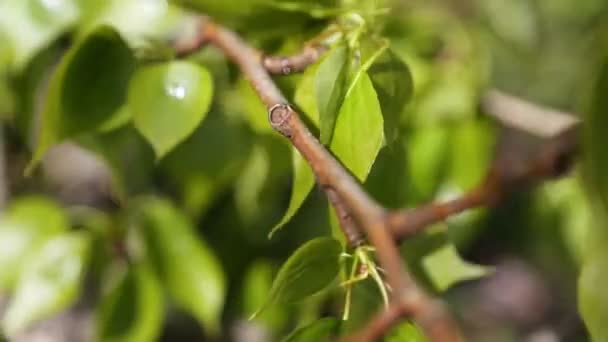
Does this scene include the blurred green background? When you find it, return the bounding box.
[0,0,607,341]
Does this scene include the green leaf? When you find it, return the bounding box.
[269,148,315,238]
[385,322,426,342]
[585,53,608,211]
[2,232,91,336]
[139,198,225,334]
[316,44,349,144]
[97,261,164,342]
[29,26,136,172]
[0,196,68,290]
[422,243,492,292]
[0,0,80,71]
[330,72,384,181]
[282,317,340,342]
[255,237,341,316]
[243,260,288,330]
[368,48,413,143]
[579,248,608,341]
[129,61,214,159]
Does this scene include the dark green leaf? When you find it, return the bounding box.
[0,196,68,290]
[255,237,341,316]
[316,44,349,144]
[283,317,340,342]
[139,198,225,334]
[2,232,91,336]
[97,261,163,342]
[129,61,214,159]
[29,26,135,171]
[368,48,413,143]
[269,148,315,238]
[330,72,384,181]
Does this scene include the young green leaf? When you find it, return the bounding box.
[316,44,349,144]
[29,26,135,172]
[254,237,341,316]
[129,61,214,159]
[97,261,164,342]
[0,196,68,290]
[282,317,341,342]
[422,243,492,292]
[269,148,315,238]
[2,232,91,336]
[330,72,384,181]
[139,197,225,334]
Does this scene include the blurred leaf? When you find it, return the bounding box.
[0,196,68,290]
[406,126,449,203]
[97,261,163,342]
[448,120,495,190]
[579,248,608,341]
[3,232,91,336]
[29,26,135,171]
[255,237,341,316]
[282,317,340,342]
[243,260,288,331]
[129,61,213,159]
[233,77,272,134]
[294,62,320,126]
[269,148,315,238]
[368,48,413,143]
[422,243,492,292]
[139,198,225,334]
[330,72,384,181]
[585,52,608,210]
[0,0,80,71]
[316,43,349,144]
[385,322,426,342]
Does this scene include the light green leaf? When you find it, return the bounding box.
[330,72,384,181]
[316,44,349,144]
[0,0,80,71]
[422,244,492,292]
[130,61,214,159]
[97,261,164,342]
[0,196,68,290]
[385,322,426,342]
[243,260,288,331]
[139,198,225,334]
[29,26,135,172]
[269,148,315,238]
[448,120,495,190]
[406,127,449,202]
[579,248,608,341]
[3,232,91,336]
[294,62,320,126]
[368,48,413,143]
[282,317,340,342]
[255,237,341,316]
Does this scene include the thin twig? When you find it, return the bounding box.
[262,44,328,75]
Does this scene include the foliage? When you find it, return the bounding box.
[0,0,605,340]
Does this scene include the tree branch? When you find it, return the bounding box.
[198,18,463,342]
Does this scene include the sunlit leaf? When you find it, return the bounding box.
[579,248,608,341]
[422,243,492,292]
[385,322,426,342]
[97,261,164,342]
[129,61,214,159]
[29,26,135,172]
[0,196,68,290]
[316,44,349,144]
[330,72,384,181]
[255,237,341,316]
[2,232,91,336]
[269,148,315,238]
[139,198,225,334]
[283,317,340,342]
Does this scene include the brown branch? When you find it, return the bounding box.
[198,18,463,342]
[326,189,365,248]
[262,43,328,75]
[387,92,581,241]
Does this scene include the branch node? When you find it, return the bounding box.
[268,103,294,137]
